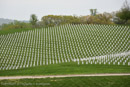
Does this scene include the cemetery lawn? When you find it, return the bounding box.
[0,62,130,76]
[0,76,130,87]
[0,24,129,76]
[0,28,36,35]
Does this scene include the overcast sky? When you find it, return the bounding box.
[0,0,129,20]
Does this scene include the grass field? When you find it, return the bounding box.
[0,76,130,87]
[0,62,130,76]
[0,28,33,35]
[0,24,130,75]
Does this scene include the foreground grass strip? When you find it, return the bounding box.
[0,63,130,76]
[0,76,130,87]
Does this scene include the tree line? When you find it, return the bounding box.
[1,0,130,30]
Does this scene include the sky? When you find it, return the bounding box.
[0,0,129,20]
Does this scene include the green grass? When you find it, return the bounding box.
[0,28,33,35]
[0,76,130,87]
[0,62,130,76]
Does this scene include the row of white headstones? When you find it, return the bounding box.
[0,24,129,70]
[0,25,129,56]
[74,51,130,65]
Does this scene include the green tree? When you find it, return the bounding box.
[116,0,130,24]
[96,12,113,24]
[41,15,81,27]
[41,15,62,27]
[90,9,97,16]
[30,14,38,28]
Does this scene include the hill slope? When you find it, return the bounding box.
[0,24,129,72]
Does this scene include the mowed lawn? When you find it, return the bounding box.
[0,62,130,76]
[0,76,130,87]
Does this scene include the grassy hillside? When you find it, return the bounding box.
[0,24,129,75]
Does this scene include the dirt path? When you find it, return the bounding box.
[0,73,130,80]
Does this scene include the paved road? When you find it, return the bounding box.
[0,73,130,80]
